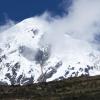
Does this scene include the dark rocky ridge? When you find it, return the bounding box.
[0,75,100,100]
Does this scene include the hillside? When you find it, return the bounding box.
[0,75,100,100]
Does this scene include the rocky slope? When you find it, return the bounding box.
[0,75,100,100]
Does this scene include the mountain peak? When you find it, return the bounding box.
[0,17,100,85]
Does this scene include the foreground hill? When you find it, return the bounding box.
[0,75,100,100]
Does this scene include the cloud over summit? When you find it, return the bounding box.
[1,0,100,63]
[39,0,100,61]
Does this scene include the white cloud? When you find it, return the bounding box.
[38,0,100,62]
[0,18,16,33]
[1,0,100,64]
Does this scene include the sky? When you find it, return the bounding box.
[0,0,72,24]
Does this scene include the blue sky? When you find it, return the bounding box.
[0,0,72,24]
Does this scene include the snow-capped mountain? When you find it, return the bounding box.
[0,17,100,85]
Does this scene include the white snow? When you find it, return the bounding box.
[0,17,100,85]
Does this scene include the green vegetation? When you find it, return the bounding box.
[0,75,100,100]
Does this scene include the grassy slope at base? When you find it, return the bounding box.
[0,75,100,100]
